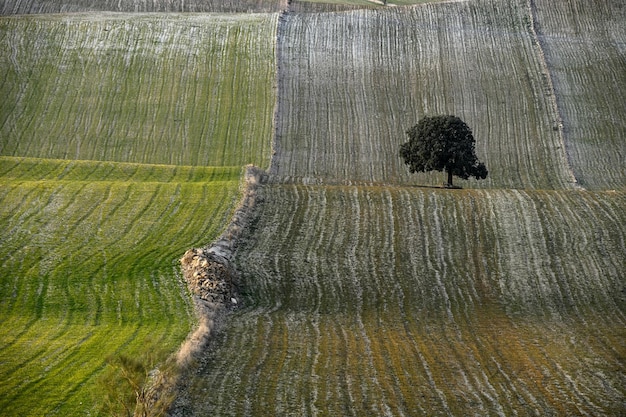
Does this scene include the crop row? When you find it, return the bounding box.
[0,13,277,168]
[0,0,287,15]
[0,158,242,415]
[172,184,625,415]
[272,2,576,189]
[532,0,626,190]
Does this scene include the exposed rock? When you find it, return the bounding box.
[179,165,266,310]
[180,248,237,305]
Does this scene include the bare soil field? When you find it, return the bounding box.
[271,2,576,189]
[173,185,625,416]
[532,0,626,190]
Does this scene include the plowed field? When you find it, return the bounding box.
[175,185,625,416]
[272,3,576,189]
[1,0,625,415]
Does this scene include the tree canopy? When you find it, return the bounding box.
[399,115,488,187]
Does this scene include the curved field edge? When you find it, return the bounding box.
[0,13,277,169]
[0,158,244,415]
[0,156,242,183]
[272,2,575,189]
[173,184,626,416]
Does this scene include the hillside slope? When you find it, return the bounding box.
[271,2,575,189]
[0,158,243,415]
[1,0,287,15]
[173,0,626,415]
[0,13,277,167]
[533,0,626,190]
[0,13,278,416]
[1,0,624,415]
[175,185,625,416]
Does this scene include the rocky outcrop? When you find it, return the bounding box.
[175,165,266,367]
[180,248,236,306]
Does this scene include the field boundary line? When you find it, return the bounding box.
[143,165,267,411]
[175,165,267,361]
[526,0,581,190]
[269,11,284,175]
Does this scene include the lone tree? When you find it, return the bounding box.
[400,115,488,188]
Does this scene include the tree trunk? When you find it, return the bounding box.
[447,169,453,188]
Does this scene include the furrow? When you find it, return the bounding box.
[180,185,624,415]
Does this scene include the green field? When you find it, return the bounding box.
[0,12,277,416]
[1,0,625,415]
[0,13,277,167]
[0,158,244,415]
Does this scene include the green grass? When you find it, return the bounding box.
[0,13,277,168]
[0,12,277,415]
[0,156,242,183]
[0,158,243,415]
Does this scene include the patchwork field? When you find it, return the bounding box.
[173,0,625,416]
[1,0,625,415]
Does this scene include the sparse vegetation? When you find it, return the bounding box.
[98,338,177,417]
[532,0,626,190]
